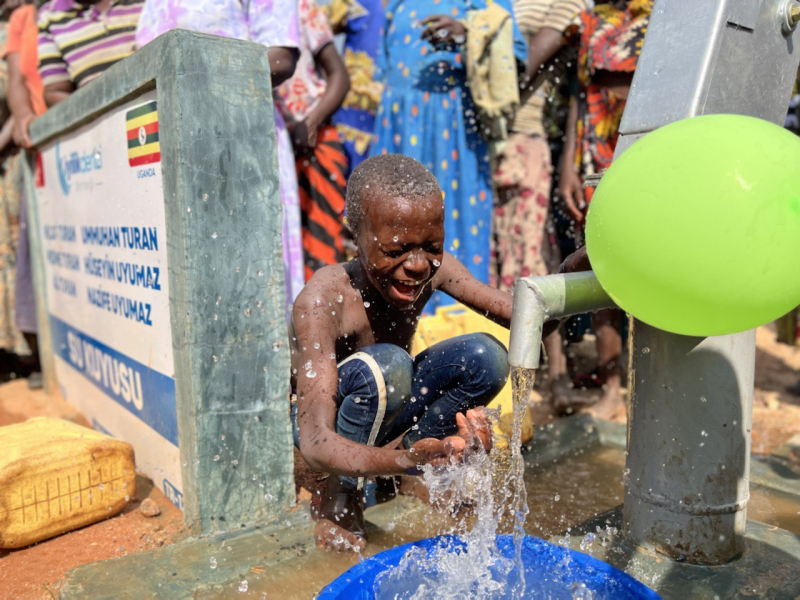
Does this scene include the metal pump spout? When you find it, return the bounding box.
[508,272,615,370]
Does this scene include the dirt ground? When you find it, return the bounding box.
[0,381,188,600]
[2,325,799,598]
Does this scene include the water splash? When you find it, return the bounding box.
[374,367,536,599]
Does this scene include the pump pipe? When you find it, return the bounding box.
[507,272,615,370]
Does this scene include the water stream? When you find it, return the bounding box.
[373,366,538,599]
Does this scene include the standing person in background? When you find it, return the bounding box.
[136,0,305,306]
[274,0,350,281]
[37,0,145,106]
[558,0,652,420]
[492,0,587,411]
[323,0,385,179]
[4,0,45,387]
[0,0,28,375]
[371,0,526,313]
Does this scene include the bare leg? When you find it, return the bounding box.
[313,477,366,553]
[587,309,625,420]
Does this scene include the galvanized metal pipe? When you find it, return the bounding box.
[614,0,798,564]
[508,272,613,370]
[624,323,755,564]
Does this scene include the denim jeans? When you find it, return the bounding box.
[292,332,509,491]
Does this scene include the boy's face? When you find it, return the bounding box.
[357,193,445,309]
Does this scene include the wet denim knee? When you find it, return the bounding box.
[292,343,413,455]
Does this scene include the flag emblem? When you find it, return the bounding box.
[126,101,160,167]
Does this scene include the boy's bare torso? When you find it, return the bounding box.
[290,260,437,388]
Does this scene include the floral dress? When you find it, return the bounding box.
[136,0,306,305]
[0,22,25,353]
[569,0,652,202]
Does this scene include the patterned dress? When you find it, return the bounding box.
[568,0,652,202]
[0,23,25,353]
[323,0,385,177]
[274,0,348,280]
[491,0,587,291]
[136,0,306,304]
[371,0,526,312]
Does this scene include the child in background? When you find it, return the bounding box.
[322,0,385,178]
[292,154,511,552]
[4,0,46,387]
[274,0,350,281]
[37,0,145,106]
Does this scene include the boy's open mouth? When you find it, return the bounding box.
[391,279,424,301]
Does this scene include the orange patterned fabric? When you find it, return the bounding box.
[296,125,348,280]
[568,0,652,196]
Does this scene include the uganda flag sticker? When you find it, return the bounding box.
[126,101,160,167]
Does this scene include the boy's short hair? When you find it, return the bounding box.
[346,154,442,234]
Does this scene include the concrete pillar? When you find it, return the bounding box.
[26,31,294,534]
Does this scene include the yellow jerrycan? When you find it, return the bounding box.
[0,417,136,549]
[412,305,534,447]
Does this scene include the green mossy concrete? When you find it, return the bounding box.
[26,30,293,534]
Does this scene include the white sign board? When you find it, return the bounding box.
[35,90,183,509]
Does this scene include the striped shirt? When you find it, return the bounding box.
[38,0,144,89]
[511,0,588,136]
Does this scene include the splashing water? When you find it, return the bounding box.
[374,367,537,599]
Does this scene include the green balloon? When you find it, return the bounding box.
[586,114,800,337]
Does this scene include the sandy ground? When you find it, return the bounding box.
[1,325,798,598]
[0,381,188,599]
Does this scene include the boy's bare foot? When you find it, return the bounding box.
[586,376,625,421]
[313,478,366,553]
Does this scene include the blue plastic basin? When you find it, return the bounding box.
[318,535,660,599]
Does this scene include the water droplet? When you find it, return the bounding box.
[554,494,561,502]
[336,294,344,303]
[642,347,650,354]
[212,355,219,363]
[243,308,252,317]
[203,193,209,201]
[265,493,274,502]
[271,340,283,351]
[213,455,221,461]
[580,532,595,551]
[363,301,371,308]
[186,207,192,213]
[701,430,708,437]
[313,342,320,349]
[388,385,395,393]
[211,232,218,239]
[700,396,707,403]
[306,370,317,378]
[393,236,399,242]
[231,459,238,466]
[210,557,217,569]
[421,386,429,395]
[433,259,441,267]
[239,579,248,593]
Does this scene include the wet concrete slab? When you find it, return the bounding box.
[58,497,430,599]
[559,509,800,599]
[58,416,800,598]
